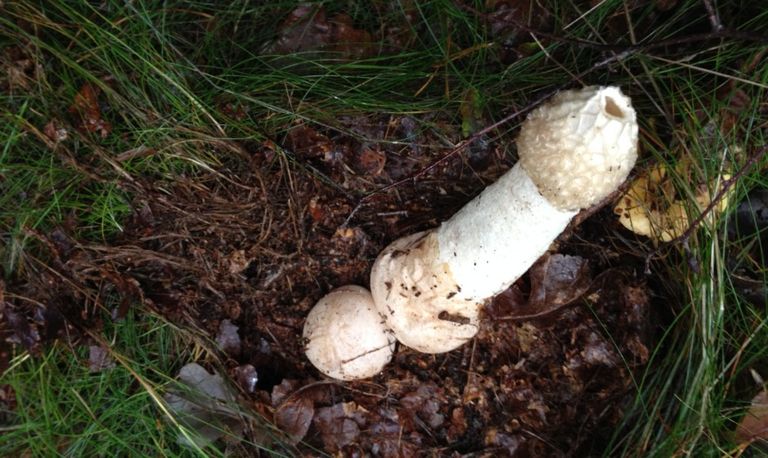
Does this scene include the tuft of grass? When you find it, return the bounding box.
[0,310,281,457]
[604,44,768,455]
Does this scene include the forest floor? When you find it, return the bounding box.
[1,2,767,456]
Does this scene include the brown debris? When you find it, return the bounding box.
[274,392,315,444]
[1,45,42,92]
[736,388,768,445]
[88,344,115,373]
[1,113,651,455]
[215,319,241,355]
[67,82,112,139]
[43,120,69,143]
[313,401,366,451]
[269,5,374,59]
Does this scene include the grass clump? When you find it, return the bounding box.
[1,312,224,457]
[606,59,768,455]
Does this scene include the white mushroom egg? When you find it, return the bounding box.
[303,285,396,380]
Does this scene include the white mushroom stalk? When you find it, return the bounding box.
[370,86,639,353]
[303,285,396,380]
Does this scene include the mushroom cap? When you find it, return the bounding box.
[517,86,639,211]
[303,285,396,380]
[370,231,481,353]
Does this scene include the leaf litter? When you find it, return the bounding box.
[2,109,656,454]
[736,387,768,446]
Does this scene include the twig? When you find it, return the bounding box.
[644,145,768,273]
[702,0,724,32]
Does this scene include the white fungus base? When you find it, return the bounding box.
[437,163,577,301]
[303,285,396,380]
[371,231,480,353]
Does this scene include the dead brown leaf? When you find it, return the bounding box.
[43,120,69,143]
[233,364,259,393]
[736,389,768,445]
[400,383,446,429]
[215,319,241,355]
[274,394,315,444]
[88,344,115,373]
[285,125,338,162]
[355,146,386,176]
[270,5,374,59]
[2,46,41,91]
[67,83,112,139]
[489,253,591,319]
[528,254,590,309]
[313,401,366,451]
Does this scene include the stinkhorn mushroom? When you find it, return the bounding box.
[370,86,639,353]
[303,285,396,380]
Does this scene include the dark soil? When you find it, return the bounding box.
[1,114,653,456]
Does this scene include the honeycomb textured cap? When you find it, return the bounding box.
[517,86,639,211]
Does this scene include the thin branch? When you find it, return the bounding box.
[702,0,724,32]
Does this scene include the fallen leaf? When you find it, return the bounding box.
[88,345,115,373]
[67,82,112,138]
[43,120,68,143]
[528,254,590,309]
[269,5,374,59]
[164,363,242,448]
[271,379,301,407]
[215,319,241,354]
[234,364,259,393]
[355,146,386,176]
[3,46,40,91]
[614,162,735,242]
[284,125,339,162]
[736,389,768,445]
[313,402,366,451]
[274,394,314,444]
[400,383,445,428]
[489,254,590,318]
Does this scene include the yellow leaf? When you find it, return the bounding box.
[614,162,733,242]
